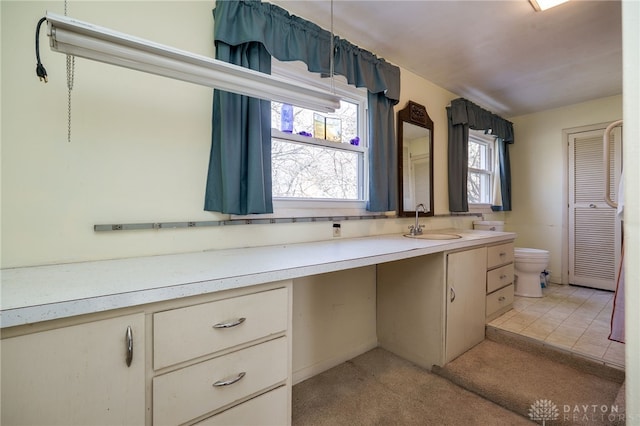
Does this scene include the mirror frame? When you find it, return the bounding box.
[397,101,434,217]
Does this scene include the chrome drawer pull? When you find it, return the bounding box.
[499,252,506,257]
[213,372,246,387]
[125,326,133,367]
[450,287,456,303]
[500,274,507,280]
[498,296,506,302]
[212,317,246,329]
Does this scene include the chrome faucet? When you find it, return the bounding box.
[408,203,426,236]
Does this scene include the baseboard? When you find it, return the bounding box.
[292,339,378,385]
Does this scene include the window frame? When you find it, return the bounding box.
[260,60,373,218]
[467,129,497,213]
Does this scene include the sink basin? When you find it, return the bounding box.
[403,233,462,240]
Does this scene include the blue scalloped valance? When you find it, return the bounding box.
[447,98,513,212]
[212,0,400,102]
[449,98,514,143]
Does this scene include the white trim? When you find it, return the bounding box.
[468,129,496,205]
[266,60,370,217]
[468,203,494,215]
[272,130,365,153]
[271,59,365,100]
[232,198,379,220]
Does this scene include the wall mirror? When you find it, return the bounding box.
[397,101,434,217]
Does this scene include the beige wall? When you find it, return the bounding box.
[397,71,459,216]
[8,1,631,392]
[292,267,377,384]
[0,1,464,380]
[506,95,623,284]
[1,1,218,267]
[1,1,465,269]
[2,1,638,409]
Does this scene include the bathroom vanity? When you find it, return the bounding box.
[377,240,515,368]
[0,230,514,425]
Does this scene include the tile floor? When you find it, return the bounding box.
[488,283,625,370]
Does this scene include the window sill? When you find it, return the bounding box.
[468,203,495,215]
[272,129,365,152]
[230,199,391,220]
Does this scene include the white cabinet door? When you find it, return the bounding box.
[446,247,487,362]
[1,313,145,426]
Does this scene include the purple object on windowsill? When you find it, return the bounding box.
[298,131,312,137]
[350,136,360,146]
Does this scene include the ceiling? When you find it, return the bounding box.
[268,0,622,118]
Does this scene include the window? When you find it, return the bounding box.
[271,100,363,200]
[269,60,369,214]
[468,129,496,206]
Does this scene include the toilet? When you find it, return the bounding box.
[514,248,550,298]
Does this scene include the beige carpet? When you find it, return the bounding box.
[292,347,534,425]
[433,332,625,426]
[293,331,626,425]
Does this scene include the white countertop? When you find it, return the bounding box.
[0,230,515,328]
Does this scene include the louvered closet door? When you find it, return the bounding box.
[568,127,621,290]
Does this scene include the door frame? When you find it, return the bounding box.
[562,122,622,288]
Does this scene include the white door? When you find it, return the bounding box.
[568,126,622,290]
[411,154,431,209]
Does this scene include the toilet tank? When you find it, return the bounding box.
[473,220,504,232]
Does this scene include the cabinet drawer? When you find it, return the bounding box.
[487,243,514,269]
[487,263,514,293]
[153,337,288,426]
[196,386,288,426]
[154,287,288,369]
[486,284,514,318]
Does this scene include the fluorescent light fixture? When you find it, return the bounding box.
[46,12,340,112]
[529,0,570,12]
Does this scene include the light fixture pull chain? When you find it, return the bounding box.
[65,0,75,143]
[66,57,74,143]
